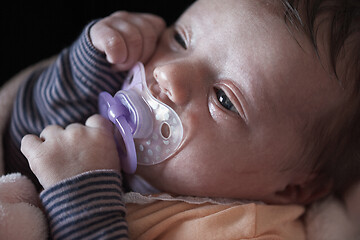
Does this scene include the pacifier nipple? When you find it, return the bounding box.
[99,62,184,174]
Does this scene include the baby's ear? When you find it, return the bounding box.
[272,173,333,205]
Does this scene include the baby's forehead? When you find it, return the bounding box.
[180,0,298,39]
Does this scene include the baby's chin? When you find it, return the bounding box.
[134,165,229,198]
[134,163,165,183]
[133,167,267,202]
[132,163,176,193]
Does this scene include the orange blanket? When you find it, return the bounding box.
[126,194,306,240]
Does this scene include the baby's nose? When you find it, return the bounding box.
[153,64,192,106]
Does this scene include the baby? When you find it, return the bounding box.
[5,0,360,239]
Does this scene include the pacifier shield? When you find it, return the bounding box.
[98,62,184,172]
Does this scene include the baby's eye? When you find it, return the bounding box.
[215,88,239,114]
[173,31,187,50]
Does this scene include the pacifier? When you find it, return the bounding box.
[98,62,184,174]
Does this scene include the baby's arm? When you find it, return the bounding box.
[6,11,165,186]
[11,11,165,145]
[21,115,128,239]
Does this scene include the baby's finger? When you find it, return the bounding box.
[111,20,144,70]
[39,125,63,140]
[133,13,166,64]
[138,13,166,37]
[91,23,128,64]
[20,134,43,159]
[110,12,165,70]
[85,114,114,133]
[65,122,85,131]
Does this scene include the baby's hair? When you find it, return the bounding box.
[281,0,360,82]
[281,0,360,198]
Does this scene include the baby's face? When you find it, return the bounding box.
[137,0,344,203]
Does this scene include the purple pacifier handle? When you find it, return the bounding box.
[99,92,137,174]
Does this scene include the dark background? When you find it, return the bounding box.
[0,0,195,86]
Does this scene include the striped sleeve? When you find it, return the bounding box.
[10,20,125,145]
[40,170,128,240]
[5,20,125,183]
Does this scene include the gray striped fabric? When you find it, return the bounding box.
[41,170,128,239]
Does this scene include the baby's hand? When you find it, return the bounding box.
[90,11,166,71]
[21,115,120,189]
